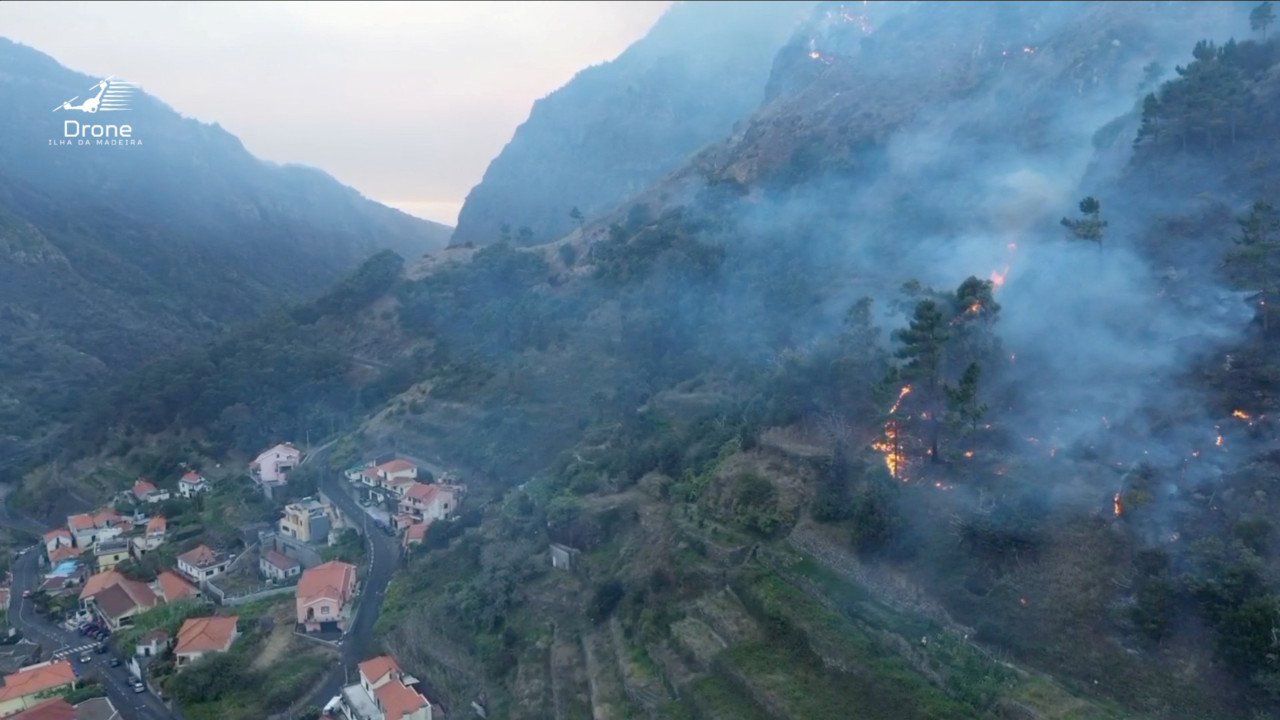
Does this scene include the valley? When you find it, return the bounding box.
[7,1,1280,719]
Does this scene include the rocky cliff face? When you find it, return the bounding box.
[447,0,815,248]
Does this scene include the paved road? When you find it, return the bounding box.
[304,446,403,709]
[9,550,180,720]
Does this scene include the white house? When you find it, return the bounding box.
[177,544,231,582]
[67,509,125,549]
[260,550,301,582]
[340,655,432,720]
[178,471,210,498]
[250,443,302,485]
[131,479,170,504]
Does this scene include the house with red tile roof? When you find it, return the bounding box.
[398,483,457,522]
[8,697,76,720]
[250,443,301,486]
[0,660,77,716]
[296,561,357,632]
[66,508,124,549]
[260,550,301,582]
[156,570,200,603]
[131,478,169,504]
[178,470,209,498]
[176,544,230,583]
[175,616,239,667]
[42,528,71,554]
[402,522,430,550]
[78,569,159,630]
[340,655,432,720]
[45,544,87,567]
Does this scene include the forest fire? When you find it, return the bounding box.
[1113,492,1123,516]
[989,243,1017,289]
[872,385,912,479]
[1233,409,1250,420]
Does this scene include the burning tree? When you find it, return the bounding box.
[893,299,949,462]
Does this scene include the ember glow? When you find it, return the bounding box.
[1233,409,1250,420]
[872,385,912,479]
[1113,492,1122,516]
[989,242,1017,289]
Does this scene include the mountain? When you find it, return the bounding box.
[37,2,1280,719]
[447,0,816,248]
[0,38,451,447]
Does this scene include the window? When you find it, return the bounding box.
[321,605,330,614]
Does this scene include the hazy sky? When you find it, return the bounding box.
[0,1,673,226]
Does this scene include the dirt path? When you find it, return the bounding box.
[252,607,296,670]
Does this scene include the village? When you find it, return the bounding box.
[0,442,468,720]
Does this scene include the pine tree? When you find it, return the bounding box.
[945,362,987,433]
[1225,200,1280,330]
[1061,196,1107,253]
[893,299,950,462]
[1252,2,1275,39]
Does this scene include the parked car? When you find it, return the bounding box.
[132,680,146,693]
[20,590,29,599]
[95,643,108,654]
[79,654,91,664]
[109,657,121,667]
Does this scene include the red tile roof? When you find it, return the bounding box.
[157,571,200,602]
[0,660,76,702]
[48,545,86,564]
[404,522,430,546]
[67,513,95,531]
[178,544,223,569]
[146,516,166,535]
[357,655,401,685]
[262,550,299,572]
[376,459,416,474]
[132,479,158,498]
[9,697,76,720]
[374,679,428,720]
[79,570,127,601]
[47,546,86,565]
[180,471,204,483]
[176,616,239,655]
[297,561,356,605]
[93,509,123,527]
[43,528,70,543]
[404,483,437,503]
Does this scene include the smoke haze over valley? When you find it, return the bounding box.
[8,2,1280,719]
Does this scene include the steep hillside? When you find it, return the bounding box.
[50,2,1280,718]
[447,0,815,248]
[0,38,450,450]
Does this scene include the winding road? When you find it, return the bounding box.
[0,443,430,718]
[297,442,405,711]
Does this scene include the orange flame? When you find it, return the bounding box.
[872,385,913,479]
[1113,492,1122,516]
[989,243,1018,289]
[1233,409,1251,421]
[963,450,975,458]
